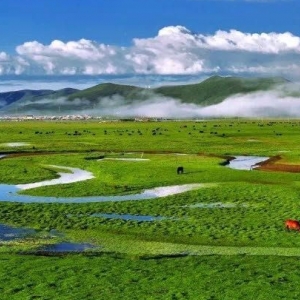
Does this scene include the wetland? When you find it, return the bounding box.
[1,119,300,299]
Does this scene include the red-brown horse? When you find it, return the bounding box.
[285,219,300,231]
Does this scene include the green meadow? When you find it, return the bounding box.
[1,119,300,299]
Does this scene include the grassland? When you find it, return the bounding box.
[1,119,300,299]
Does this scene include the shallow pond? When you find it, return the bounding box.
[0,224,35,241]
[0,223,96,253]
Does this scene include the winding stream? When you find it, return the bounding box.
[0,183,204,203]
[17,165,95,190]
[0,155,269,203]
[226,156,269,170]
[0,155,271,253]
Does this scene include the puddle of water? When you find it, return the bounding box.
[38,242,95,253]
[91,213,166,221]
[0,223,96,253]
[2,143,30,147]
[0,224,35,241]
[227,156,269,171]
[0,155,6,159]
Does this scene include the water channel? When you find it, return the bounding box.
[0,156,269,203]
[226,156,269,171]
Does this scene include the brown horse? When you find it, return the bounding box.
[285,219,300,231]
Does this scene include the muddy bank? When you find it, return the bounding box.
[256,155,300,173]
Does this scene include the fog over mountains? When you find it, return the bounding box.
[1,76,300,118]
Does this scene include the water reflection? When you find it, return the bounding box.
[38,242,95,253]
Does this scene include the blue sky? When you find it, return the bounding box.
[1,0,298,50]
[0,0,299,89]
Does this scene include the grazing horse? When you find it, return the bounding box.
[285,219,300,231]
[177,166,184,174]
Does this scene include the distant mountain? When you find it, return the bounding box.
[0,88,79,114]
[67,75,288,105]
[0,76,290,115]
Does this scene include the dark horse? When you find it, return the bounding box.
[177,166,184,174]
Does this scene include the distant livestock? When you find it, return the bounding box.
[285,219,300,231]
[177,166,184,174]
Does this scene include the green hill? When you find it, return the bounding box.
[68,83,146,102]
[154,76,289,105]
[68,76,289,106]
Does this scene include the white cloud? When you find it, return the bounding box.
[0,26,300,78]
[197,30,300,53]
[16,39,122,75]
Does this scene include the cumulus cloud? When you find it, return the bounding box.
[0,26,300,78]
[16,39,123,75]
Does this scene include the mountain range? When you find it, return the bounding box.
[0,76,290,116]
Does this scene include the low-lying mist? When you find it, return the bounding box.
[92,92,300,118]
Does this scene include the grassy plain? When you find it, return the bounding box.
[1,119,300,299]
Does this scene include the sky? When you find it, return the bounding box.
[0,0,299,90]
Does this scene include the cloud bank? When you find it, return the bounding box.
[1,26,300,79]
